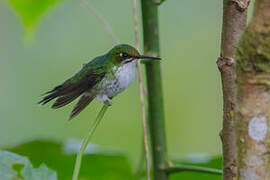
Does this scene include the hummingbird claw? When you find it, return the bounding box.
[97,94,112,106]
[106,99,112,106]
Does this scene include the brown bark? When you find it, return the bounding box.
[236,0,270,179]
[217,0,249,179]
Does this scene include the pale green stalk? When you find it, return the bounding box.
[72,103,109,180]
[166,164,222,175]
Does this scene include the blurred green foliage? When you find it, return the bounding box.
[7,140,133,180]
[9,0,64,38]
[0,0,227,179]
[9,0,62,27]
[0,150,57,180]
[4,140,221,180]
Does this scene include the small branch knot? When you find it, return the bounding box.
[224,163,237,177]
[219,129,224,142]
[153,0,166,5]
[217,56,235,71]
[230,0,250,12]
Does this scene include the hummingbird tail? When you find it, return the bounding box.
[51,91,82,109]
[69,93,95,120]
[39,84,85,108]
[38,91,59,105]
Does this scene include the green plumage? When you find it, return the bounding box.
[39,44,160,119]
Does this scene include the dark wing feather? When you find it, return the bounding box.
[39,62,106,108]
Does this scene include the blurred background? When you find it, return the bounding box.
[1,0,225,170]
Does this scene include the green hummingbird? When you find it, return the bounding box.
[39,44,161,120]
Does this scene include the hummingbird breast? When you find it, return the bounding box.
[95,61,136,102]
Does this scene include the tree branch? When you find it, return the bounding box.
[235,0,270,179]
[217,0,249,179]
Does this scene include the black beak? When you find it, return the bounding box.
[134,55,161,60]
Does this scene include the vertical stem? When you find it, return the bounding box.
[141,1,168,180]
[132,0,151,179]
[217,0,249,179]
[72,104,109,180]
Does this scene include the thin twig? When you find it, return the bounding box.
[72,103,110,180]
[132,0,151,180]
[166,164,222,175]
[80,0,120,44]
[134,136,147,179]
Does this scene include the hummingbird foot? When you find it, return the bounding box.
[96,94,112,106]
[106,99,113,106]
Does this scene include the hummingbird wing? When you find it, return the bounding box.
[39,56,107,110]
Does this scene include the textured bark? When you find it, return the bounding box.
[217,0,249,179]
[236,0,270,179]
[141,1,168,180]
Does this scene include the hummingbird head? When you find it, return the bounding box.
[108,44,161,65]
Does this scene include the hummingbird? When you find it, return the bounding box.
[39,44,161,120]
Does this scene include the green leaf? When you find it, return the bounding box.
[8,0,64,40]
[0,150,57,180]
[170,154,222,180]
[6,140,134,180]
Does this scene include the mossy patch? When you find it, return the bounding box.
[236,26,270,74]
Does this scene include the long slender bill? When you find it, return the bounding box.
[135,55,161,60]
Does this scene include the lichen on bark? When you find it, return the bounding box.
[235,0,270,179]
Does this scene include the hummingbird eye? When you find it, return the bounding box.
[120,52,129,58]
